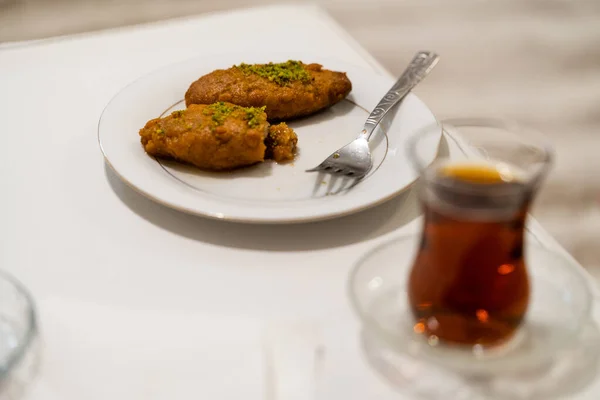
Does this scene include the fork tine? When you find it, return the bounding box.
[305,166,322,173]
[306,161,334,173]
[334,168,354,176]
[306,160,367,179]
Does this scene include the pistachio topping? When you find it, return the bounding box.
[246,106,267,128]
[234,60,311,86]
[202,102,266,128]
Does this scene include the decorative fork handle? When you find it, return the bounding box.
[362,51,439,140]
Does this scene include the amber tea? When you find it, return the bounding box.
[409,161,533,346]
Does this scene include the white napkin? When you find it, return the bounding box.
[22,298,321,400]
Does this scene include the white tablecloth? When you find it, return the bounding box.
[1,4,598,399]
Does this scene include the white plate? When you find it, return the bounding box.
[98,53,440,223]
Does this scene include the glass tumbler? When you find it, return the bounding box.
[0,271,38,400]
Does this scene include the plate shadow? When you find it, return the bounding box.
[104,162,422,252]
[104,134,452,252]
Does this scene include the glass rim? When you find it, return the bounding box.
[406,118,555,193]
[0,269,37,382]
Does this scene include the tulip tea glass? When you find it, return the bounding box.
[407,119,553,348]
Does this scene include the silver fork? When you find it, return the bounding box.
[306,51,439,179]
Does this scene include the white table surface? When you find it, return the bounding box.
[1,4,598,400]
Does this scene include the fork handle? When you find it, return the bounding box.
[362,51,439,141]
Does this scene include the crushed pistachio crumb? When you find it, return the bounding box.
[171,110,185,118]
[202,101,265,128]
[155,128,164,135]
[203,102,234,126]
[245,105,267,128]
[234,60,311,86]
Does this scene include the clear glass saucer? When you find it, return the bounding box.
[0,270,39,399]
[348,234,594,376]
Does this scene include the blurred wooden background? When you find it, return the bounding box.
[2,0,599,277]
